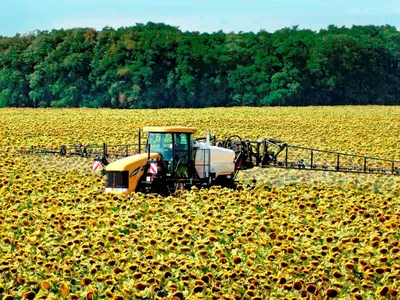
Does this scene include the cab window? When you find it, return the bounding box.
[174,133,188,150]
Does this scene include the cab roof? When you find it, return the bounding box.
[143,126,197,133]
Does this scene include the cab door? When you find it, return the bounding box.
[173,133,193,177]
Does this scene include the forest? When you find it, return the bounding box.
[0,22,399,108]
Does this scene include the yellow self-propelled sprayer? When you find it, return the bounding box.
[21,126,400,195]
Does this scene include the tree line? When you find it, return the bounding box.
[0,23,399,108]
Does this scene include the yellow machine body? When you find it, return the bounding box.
[105,152,161,194]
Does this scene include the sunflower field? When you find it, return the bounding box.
[0,107,399,299]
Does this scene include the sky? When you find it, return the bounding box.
[1,0,400,36]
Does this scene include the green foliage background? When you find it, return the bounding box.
[0,23,399,108]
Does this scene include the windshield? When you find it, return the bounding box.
[147,133,173,160]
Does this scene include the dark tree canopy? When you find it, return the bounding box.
[0,23,399,108]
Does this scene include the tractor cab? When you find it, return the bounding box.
[143,127,197,177]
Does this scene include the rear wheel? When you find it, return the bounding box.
[214,175,236,189]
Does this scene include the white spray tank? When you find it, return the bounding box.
[194,129,235,179]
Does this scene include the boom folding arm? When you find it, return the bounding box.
[211,136,400,176]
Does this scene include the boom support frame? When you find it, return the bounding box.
[210,136,400,176]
